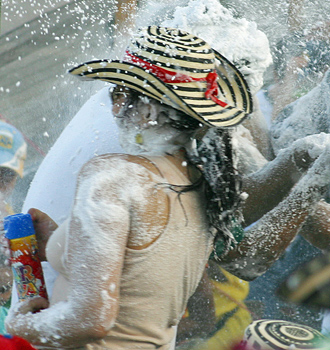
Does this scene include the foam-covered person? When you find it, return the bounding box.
[16,0,273,307]
[5,27,330,350]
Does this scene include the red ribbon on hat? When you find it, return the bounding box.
[124,52,228,108]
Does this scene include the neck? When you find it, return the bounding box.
[115,97,196,155]
[165,148,201,182]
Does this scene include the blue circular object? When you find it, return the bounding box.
[4,213,35,240]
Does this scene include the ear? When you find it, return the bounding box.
[135,100,153,124]
[148,102,161,122]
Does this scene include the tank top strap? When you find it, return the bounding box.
[140,155,191,185]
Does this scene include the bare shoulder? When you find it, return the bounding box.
[76,153,166,208]
[77,154,169,249]
[79,153,162,179]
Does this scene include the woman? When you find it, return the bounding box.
[5,26,330,349]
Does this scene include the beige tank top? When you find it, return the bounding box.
[47,155,213,350]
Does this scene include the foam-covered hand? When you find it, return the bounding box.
[5,296,49,337]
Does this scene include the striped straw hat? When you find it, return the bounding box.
[244,319,329,350]
[69,26,253,128]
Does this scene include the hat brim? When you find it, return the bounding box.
[69,51,253,127]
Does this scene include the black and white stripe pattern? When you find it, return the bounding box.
[244,320,329,350]
[69,26,253,127]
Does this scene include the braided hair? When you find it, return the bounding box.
[151,104,244,259]
[187,127,244,259]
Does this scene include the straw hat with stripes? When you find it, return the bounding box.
[244,319,329,350]
[69,26,253,128]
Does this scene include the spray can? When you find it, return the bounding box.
[4,213,48,301]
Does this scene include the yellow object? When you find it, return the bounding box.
[9,234,41,300]
[191,268,252,350]
[5,213,48,302]
[135,133,143,144]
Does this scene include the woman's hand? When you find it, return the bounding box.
[28,208,58,261]
[17,297,49,315]
[5,297,49,335]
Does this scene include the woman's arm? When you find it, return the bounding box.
[221,145,330,280]
[5,157,131,348]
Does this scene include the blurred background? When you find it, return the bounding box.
[0,0,118,210]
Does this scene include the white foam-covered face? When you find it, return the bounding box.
[112,90,193,155]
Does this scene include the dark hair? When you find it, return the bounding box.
[112,85,244,254]
[152,104,244,258]
[187,127,243,259]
